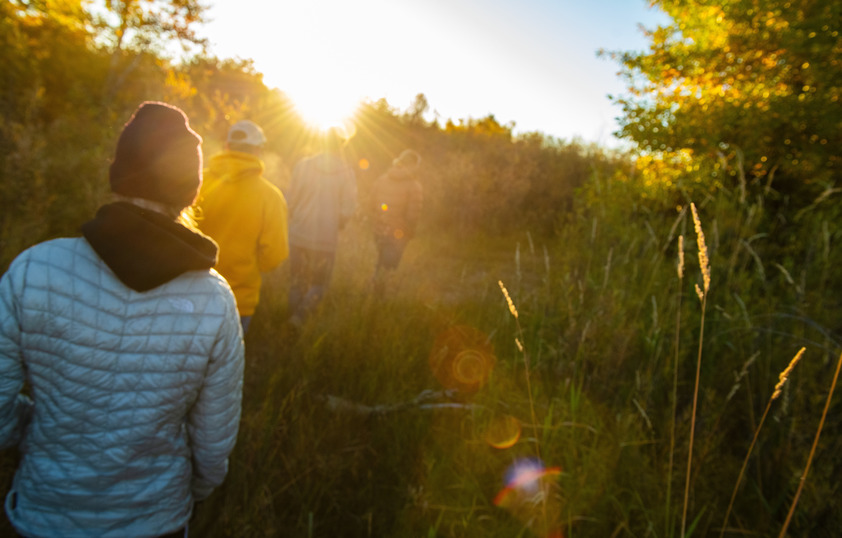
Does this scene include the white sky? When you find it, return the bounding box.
[199,0,669,146]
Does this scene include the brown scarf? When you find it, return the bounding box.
[81,202,218,292]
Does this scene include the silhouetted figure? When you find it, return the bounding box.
[198,120,289,334]
[0,102,244,538]
[286,127,357,328]
[369,149,423,295]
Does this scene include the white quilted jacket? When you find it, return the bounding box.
[0,236,244,537]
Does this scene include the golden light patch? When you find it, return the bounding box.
[483,415,522,449]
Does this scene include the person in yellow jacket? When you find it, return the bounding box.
[197,120,289,333]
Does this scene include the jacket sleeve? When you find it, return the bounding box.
[187,291,245,501]
[257,187,289,273]
[0,257,34,450]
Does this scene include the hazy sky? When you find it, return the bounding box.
[200,0,669,145]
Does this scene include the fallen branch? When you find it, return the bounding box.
[317,389,483,417]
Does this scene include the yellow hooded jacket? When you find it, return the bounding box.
[198,151,289,316]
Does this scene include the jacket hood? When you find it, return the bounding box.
[81,202,218,292]
[206,150,264,182]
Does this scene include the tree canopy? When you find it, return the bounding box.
[610,0,841,207]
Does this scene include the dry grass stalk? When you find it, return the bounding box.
[719,348,805,538]
[778,351,842,537]
[667,235,684,536]
[690,203,710,295]
[772,349,805,400]
[498,279,550,533]
[498,280,519,319]
[683,203,710,538]
[694,283,704,302]
[498,280,537,459]
[677,235,685,279]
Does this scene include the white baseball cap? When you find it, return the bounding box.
[227,120,266,147]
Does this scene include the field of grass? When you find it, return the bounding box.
[185,180,842,537]
[191,220,569,537]
[2,174,841,537]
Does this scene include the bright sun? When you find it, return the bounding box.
[261,1,372,132]
[286,85,362,131]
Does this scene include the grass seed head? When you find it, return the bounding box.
[498,280,519,319]
[678,235,685,279]
[690,203,710,294]
[773,347,806,400]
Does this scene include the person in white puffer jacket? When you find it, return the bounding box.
[0,102,244,538]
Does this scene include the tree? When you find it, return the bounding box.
[89,0,208,97]
[0,1,115,266]
[95,0,208,54]
[404,93,430,126]
[609,0,841,207]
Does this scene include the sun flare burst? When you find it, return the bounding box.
[286,85,362,132]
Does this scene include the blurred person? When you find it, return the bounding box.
[197,120,289,334]
[369,149,423,295]
[286,127,357,328]
[0,102,244,538]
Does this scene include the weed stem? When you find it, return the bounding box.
[719,348,804,538]
[778,351,842,537]
[682,294,706,538]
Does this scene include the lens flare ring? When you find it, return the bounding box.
[428,325,496,394]
[483,414,521,449]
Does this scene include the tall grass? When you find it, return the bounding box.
[681,203,711,537]
[719,348,805,537]
[665,234,684,537]
[3,169,842,537]
[778,350,842,537]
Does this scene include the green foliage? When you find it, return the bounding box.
[0,2,113,259]
[609,0,841,208]
[93,0,209,54]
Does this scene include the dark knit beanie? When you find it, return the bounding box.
[109,101,203,209]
